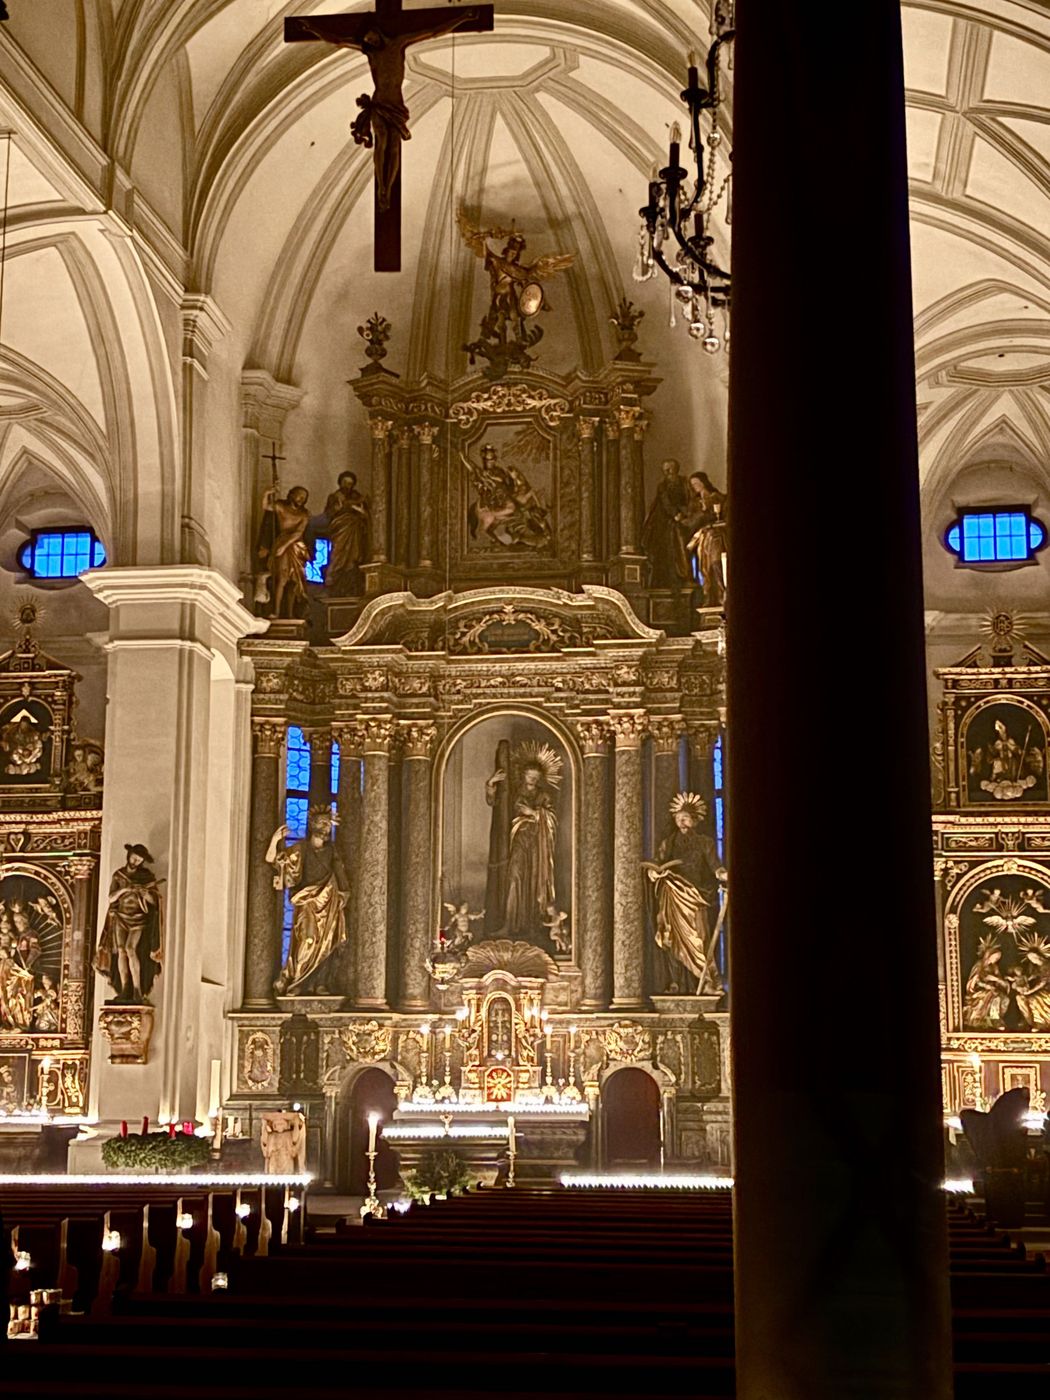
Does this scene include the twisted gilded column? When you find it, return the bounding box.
[333,722,363,1002]
[577,417,600,563]
[575,720,612,1010]
[609,710,648,1009]
[414,422,437,569]
[243,719,283,1008]
[399,721,437,1010]
[356,717,395,1009]
[368,417,393,564]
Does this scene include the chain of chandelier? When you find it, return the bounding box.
[634,2,734,353]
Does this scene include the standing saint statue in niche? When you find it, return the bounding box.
[484,741,562,946]
[644,793,727,993]
[323,471,372,595]
[267,806,350,996]
[682,472,727,608]
[258,485,311,619]
[641,459,690,589]
[94,843,164,1004]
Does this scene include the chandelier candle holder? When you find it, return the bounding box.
[634,5,735,350]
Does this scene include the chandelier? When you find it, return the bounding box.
[633,3,735,352]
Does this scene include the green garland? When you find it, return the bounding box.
[405,1148,473,1202]
[101,1131,212,1171]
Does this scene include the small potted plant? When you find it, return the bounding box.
[404,1148,472,1203]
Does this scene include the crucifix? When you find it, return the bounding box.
[285,0,494,272]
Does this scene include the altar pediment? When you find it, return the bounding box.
[332,585,663,655]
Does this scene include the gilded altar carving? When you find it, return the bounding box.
[339,1019,394,1063]
[449,384,571,429]
[98,1004,154,1065]
[602,1021,650,1062]
[399,722,437,760]
[448,607,581,655]
[240,1028,278,1092]
[608,711,649,749]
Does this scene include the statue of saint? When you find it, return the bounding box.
[641,459,691,588]
[682,472,727,607]
[268,807,350,996]
[962,935,1011,1029]
[94,843,164,1004]
[323,471,371,595]
[259,485,311,618]
[968,716,1045,802]
[644,793,727,993]
[260,1110,307,1176]
[0,928,33,1029]
[463,443,552,550]
[484,741,562,946]
[1012,934,1050,1030]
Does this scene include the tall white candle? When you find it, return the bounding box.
[367,1112,380,1156]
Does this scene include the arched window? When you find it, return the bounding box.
[19,528,106,578]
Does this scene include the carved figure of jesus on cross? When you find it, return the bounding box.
[286,0,494,272]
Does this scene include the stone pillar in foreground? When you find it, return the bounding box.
[609,710,647,1009]
[727,6,952,1397]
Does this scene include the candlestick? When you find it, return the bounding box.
[669,121,682,171]
[687,50,699,87]
[363,1112,381,1218]
[507,1114,516,1189]
[568,1025,578,1089]
[419,1023,431,1091]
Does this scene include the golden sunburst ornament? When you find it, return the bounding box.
[979,609,1029,658]
[670,791,707,820]
[513,741,563,789]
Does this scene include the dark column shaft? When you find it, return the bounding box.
[243,722,282,1007]
[726,7,952,1399]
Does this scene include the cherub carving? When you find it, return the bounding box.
[442,900,484,953]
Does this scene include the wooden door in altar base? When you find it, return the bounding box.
[602,1067,661,1168]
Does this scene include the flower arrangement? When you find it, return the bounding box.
[101,1130,212,1171]
[404,1148,473,1202]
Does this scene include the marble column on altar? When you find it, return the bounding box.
[617,407,642,557]
[399,721,437,1010]
[333,722,363,1001]
[80,567,265,1133]
[577,418,600,563]
[609,710,648,1010]
[368,417,393,564]
[575,720,612,1010]
[727,5,952,1396]
[604,416,621,557]
[356,717,394,1009]
[244,718,284,1007]
[414,423,437,570]
[393,426,412,566]
[306,728,333,812]
[650,715,683,835]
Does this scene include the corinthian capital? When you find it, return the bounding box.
[574,719,611,756]
[252,718,284,758]
[608,710,649,749]
[576,416,599,443]
[369,416,394,442]
[331,721,364,755]
[649,715,684,755]
[400,720,437,759]
[414,422,438,446]
[360,716,397,753]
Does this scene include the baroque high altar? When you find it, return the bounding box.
[230,331,734,1185]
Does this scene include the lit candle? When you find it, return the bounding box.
[443,1024,451,1051]
[687,49,699,88]
[120,1121,128,1139]
[367,1112,380,1156]
[669,121,682,170]
[455,1007,469,1022]
[182,1121,193,1137]
[569,1024,577,1051]
[168,1123,176,1139]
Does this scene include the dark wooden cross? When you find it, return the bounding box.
[286,0,494,272]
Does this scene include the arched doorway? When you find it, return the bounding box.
[603,1067,661,1169]
[343,1067,400,1194]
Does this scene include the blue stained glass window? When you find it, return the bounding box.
[305,537,331,584]
[281,727,313,964]
[947,509,1045,565]
[285,726,310,793]
[330,740,340,795]
[712,734,725,863]
[19,529,106,578]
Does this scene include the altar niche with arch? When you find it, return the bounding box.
[436,709,578,965]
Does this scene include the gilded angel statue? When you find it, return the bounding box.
[457,208,575,356]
